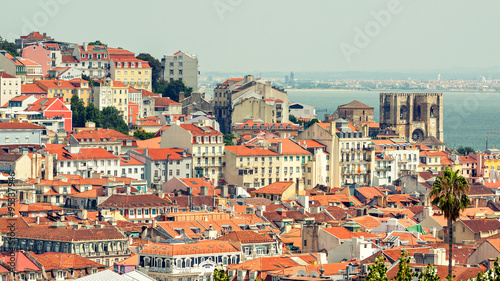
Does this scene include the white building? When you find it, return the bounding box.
[289,102,316,119]
[160,122,223,183]
[0,72,21,107]
[162,51,199,90]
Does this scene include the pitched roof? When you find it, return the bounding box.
[322,226,379,240]
[141,241,240,256]
[179,124,222,136]
[266,139,311,155]
[338,100,374,109]
[43,145,119,160]
[132,148,189,161]
[99,194,173,208]
[216,230,275,243]
[251,181,294,195]
[0,72,16,79]
[34,252,105,270]
[468,183,496,196]
[14,225,126,241]
[21,84,46,93]
[0,122,44,130]
[152,97,181,106]
[225,145,278,156]
[461,219,500,233]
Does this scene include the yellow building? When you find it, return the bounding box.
[418,151,462,173]
[108,48,152,91]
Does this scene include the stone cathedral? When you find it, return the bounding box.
[379,92,443,143]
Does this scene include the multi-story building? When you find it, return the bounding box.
[418,150,460,173]
[91,78,129,123]
[128,148,193,190]
[224,139,311,188]
[0,122,43,145]
[331,100,375,126]
[24,97,73,132]
[160,122,224,183]
[21,42,62,75]
[34,79,87,105]
[162,50,199,89]
[0,51,42,83]
[109,47,152,91]
[138,241,241,281]
[233,120,300,138]
[213,75,289,134]
[289,102,316,119]
[372,139,419,178]
[296,119,375,187]
[6,223,130,266]
[43,143,120,178]
[15,31,53,48]
[0,72,21,106]
[98,194,175,223]
[69,127,138,155]
[72,43,110,79]
[152,96,182,117]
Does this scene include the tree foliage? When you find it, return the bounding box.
[0,36,20,57]
[289,114,319,129]
[156,79,192,102]
[366,256,389,281]
[430,168,471,281]
[213,265,229,281]
[136,53,162,91]
[70,99,129,134]
[223,134,235,146]
[133,129,156,140]
[474,258,500,281]
[456,146,476,156]
[88,40,106,46]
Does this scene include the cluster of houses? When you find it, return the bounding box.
[0,32,500,281]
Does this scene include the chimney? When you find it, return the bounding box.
[277,141,282,154]
[222,185,228,198]
[77,209,88,220]
[296,178,305,195]
[179,92,185,101]
[377,195,387,208]
[200,185,208,196]
[44,154,53,180]
[144,148,148,156]
[83,42,87,51]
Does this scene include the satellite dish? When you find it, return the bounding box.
[297,270,308,277]
[310,271,319,278]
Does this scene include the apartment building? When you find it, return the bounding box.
[160,122,224,183]
[162,50,199,89]
[0,72,21,106]
[109,47,152,91]
[91,78,129,123]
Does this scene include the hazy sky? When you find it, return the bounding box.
[1,0,499,73]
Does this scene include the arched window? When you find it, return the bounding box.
[400,105,408,120]
[430,104,438,118]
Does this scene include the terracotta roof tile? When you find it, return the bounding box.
[99,194,173,208]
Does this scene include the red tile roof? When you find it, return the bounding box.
[152,97,181,106]
[235,120,300,131]
[61,55,79,63]
[21,84,46,94]
[0,72,16,78]
[266,139,311,155]
[225,145,278,156]
[132,148,189,161]
[14,225,126,241]
[251,181,294,195]
[0,122,44,130]
[142,240,240,256]
[180,124,222,136]
[70,128,135,141]
[216,230,275,243]
[34,252,105,270]
[43,144,119,160]
[322,226,379,240]
[99,194,173,208]
[462,219,500,233]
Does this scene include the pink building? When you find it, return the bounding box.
[25,98,72,132]
[21,43,61,75]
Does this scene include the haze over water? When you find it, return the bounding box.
[287,89,500,151]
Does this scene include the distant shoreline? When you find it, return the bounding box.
[286,88,498,93]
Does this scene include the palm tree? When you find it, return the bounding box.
[430,168,471,281]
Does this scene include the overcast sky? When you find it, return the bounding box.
[1,0,499,73]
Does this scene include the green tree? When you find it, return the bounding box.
[70,95,86,127]
[85,103,102,127]
[395,250,415,281]
[101,106,129,134]
[133,129,155,140]
[473,258,500,281]
[223,134,235,146]
[430,168,471,281]
[417,264,440,281]
[213,265,229,281]
[88,40,106,46]
[160,79,192,101]
[0,36,20,57]
[456,146,476,156]
[289,114,298,123]
[366,256,388,281]
[136,53,162,91]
